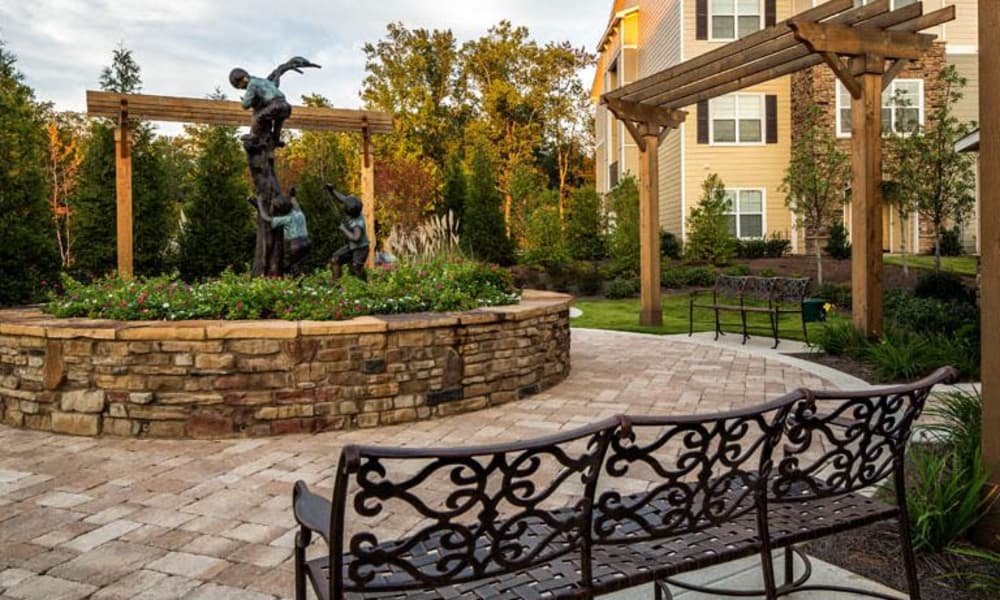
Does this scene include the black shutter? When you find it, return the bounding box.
[765,0,776,28]
[696,0,708,40]
[765,95,778,144]
[698,101,710,144]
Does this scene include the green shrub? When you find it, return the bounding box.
[661,267,689,289]
[574,262,603,296]
[938,226,964,257]
[463,147,514,266]
[606,277,640,299]
[759,267,777,278]
[735,239,768,259]
[686,267,716,287]
[660,230,682,260]
[885,289,979,336]
[608,177,640,275]
[567,186,607,261]
[46,260,518,321]
[914,270,975,305]
[521,204,570,268]
[865,329,930,381]
[685,173,737,265]
[815,282,851,308]
[825,221,851,260]
[814,321,868,357]
[764,233,791,258]
[724,265,751,277]
[908,389,998,553]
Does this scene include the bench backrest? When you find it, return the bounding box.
[328,417,620,596]
[769,367,958,502]
[713,274,746,299]
[592,393,801,544]
[742,276,775,301]
[770,277,810,305]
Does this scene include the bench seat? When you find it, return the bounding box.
[300,482,899,599]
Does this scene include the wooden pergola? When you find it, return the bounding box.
[86,91,393,278]
[979,0,1000,547]
[601,0,953,334]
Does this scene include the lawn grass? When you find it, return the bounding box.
[572,293,832,342]
[883,254,978,276]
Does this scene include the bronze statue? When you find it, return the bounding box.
[231,57,320,277]
[325,183,369,281]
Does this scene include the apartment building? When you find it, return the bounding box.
[593,0,980,254]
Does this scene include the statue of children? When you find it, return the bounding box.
[229,57,320,148]
[325,183,369,281]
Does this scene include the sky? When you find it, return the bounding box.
[1,0,612,127]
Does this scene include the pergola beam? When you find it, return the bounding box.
[86,91,393,279]
[791,22,934,60]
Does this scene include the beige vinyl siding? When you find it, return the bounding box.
[595,103,609,194]
[681,78,794,240]
[949,53,979,124]
[944,0,978,48]
[660,126,684,235]
[639,0,682,78]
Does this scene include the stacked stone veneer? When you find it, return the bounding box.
[0,291,571,439]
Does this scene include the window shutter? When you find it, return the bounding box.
[765,0,776,28]
[698,101,710,144]
[696,0,708,40]
[765,95,778,144]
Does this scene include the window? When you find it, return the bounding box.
[711,0,762,41]
[710,94,763,144]
[724,189,765,239]
[836,79,923,136]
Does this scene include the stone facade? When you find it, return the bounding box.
[790,43,948,254]
[0,291,571,439]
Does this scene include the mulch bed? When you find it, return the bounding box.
[806,522,999,599]
[787,352,878,384]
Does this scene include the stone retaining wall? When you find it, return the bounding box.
[0,291,571,439]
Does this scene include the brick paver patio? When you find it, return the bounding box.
[0,329,834,599]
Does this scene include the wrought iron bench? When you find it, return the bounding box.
[689,275,811,348]
[292,367,957,600]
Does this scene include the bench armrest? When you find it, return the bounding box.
[293,480,332,544]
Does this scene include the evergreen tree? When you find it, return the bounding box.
[0,41,60,305]
[178,125,254,279]
[566,185,606,261]
[608,176,640,274]
[685,173,736,266]
[71,44,175,278]
[462,147,513,265]
[441,152,466,227]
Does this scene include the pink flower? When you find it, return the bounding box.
[236,302,244,310]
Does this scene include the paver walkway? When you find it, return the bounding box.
[1,329,847,599]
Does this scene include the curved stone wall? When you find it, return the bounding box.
[0,291,571,439]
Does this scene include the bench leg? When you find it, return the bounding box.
[714,308,725,340]
[896,512,922,599]
[689,301,694,337]
[783,546,795,587]
[740,309,749,345]
[771,310,780,349]
[654,580,674,600]
[294,526,312,600]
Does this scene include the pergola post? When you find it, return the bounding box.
[790,18,936,338]
[360,123,376,269]
[849,61,885,337]
[603,98,686,327]
[977,0,1000,549]
[114,102,133,280]
[638,128,662,327]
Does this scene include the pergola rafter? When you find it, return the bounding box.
[86,91,393,278]
[601,0,954,331]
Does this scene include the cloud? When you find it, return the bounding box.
[1,0,609,128]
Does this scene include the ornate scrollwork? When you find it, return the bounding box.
[772,386,932,499]
[594,405,792,543]
[341,423,615,592]
[770,277,809,304]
